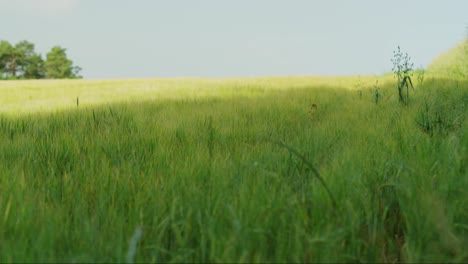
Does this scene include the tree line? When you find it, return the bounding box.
[0,40,82,80]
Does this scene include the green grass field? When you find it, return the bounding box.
[0,69,467,261]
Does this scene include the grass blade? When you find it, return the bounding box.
[270,140,338,208]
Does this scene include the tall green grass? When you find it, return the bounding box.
[0,76,467,262]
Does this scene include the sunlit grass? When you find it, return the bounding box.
[0,76,392,116]
[428,39,468,78]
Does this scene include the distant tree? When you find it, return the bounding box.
[1,41,81,80]
[0,40,18,79]
[72,65,83,79]
[45,46,81,79]
[0,41,10,78]
[25,53,45,79]
[15,40,45,79]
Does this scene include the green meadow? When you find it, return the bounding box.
[0,49,467,262]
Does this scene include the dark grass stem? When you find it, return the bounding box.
[270,140,338,208]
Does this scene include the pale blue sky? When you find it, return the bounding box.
[1,0,466,79]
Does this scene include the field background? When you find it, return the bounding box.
[0,76,390,116]
[1,47,467,262]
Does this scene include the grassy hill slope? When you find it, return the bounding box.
[428,39,468,78]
